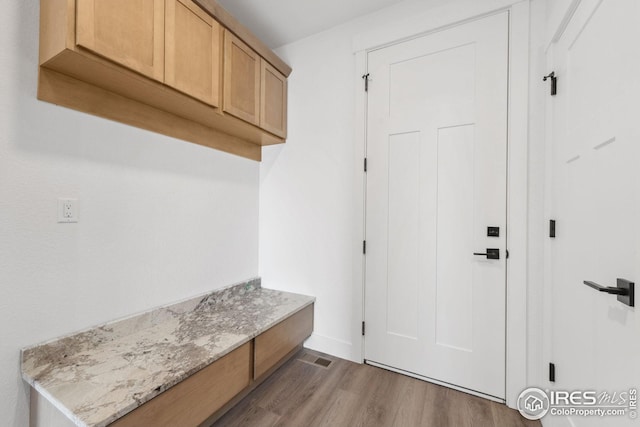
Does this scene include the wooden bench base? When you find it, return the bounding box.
[110,304,314,426]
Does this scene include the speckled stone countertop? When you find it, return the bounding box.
[21,279,314,427]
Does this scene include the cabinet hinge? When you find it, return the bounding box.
[362,73,370,92]
[362,321,366,336]
[363,240,367,254]
[364,158,368,172]
[549,362,556,382]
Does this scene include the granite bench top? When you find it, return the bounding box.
[21,279,315,427]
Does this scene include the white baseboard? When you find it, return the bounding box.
[303,333,355,362]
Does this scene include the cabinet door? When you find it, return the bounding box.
[223,31,260,126]
[254,304,313,379]
[76,0,165,81]
[165,0,221,107]
[109,343,252,427]
[260,59,288,138]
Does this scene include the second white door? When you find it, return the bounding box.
[364,12,509,400]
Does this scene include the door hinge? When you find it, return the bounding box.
[363,240,367,254]
[362,73,370,92]
[362,321,365,336]
[364,158,368,172]
[543,72,557,96]
[549,362,556,382]
[549,219,556,238]
[506,249,509,259]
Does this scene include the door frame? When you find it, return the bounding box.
[352,0,530,408]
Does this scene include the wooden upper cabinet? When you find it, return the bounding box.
[223,30,261,126]
[165,0,221,107]
[76,0,165,82]
[39,0,290,160]
[260,59,287,138]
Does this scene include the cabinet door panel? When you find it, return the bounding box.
[254,305,313,379]
[260,59,287,138]
[109,343,252,427]
[165,0,221,106]
[223,31,260,125]
[76,0,165,81]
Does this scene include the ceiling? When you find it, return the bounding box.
[217,0,407,49]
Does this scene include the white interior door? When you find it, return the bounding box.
[547,1,640,425]
[364,12,509,400]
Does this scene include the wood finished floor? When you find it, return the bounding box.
[212,349,541,427]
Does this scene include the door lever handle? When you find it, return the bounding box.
[583,281,626,295]
[473,248,500,260]
[582,279,635,307]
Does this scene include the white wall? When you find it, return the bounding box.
[0,2,259,426]
[259,20,363,359]
[260,0,549,388]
